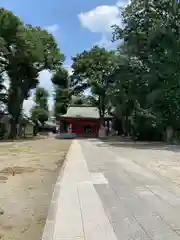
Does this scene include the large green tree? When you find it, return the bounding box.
[31,87,49,125]
[51,68,71,119]
[110,48,159,138]
[71,95,98,107]
[0,8,64,138]
[113,0,180,141]
[71,46,118,123]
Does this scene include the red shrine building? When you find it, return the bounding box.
[59,106,113,138]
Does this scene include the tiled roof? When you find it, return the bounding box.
[60,106,112,119]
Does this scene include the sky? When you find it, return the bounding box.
[0,0,128,115]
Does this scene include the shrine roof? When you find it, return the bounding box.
[60,106,112,119]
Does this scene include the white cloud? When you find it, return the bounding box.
[38,70,53,92]
[48,96,54,112]
[38,70,54,113]
[97,35,117,50]
[78,0,129,48]
[23,95,34,116]
[116,0,130,7]
[78,5,121,33]
[45,24,59,35]
[78,1,130,33]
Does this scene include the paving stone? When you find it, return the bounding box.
[78,181,117,240]
[135,185,180,233]
[146,185,180,207]
[52,140,118,240]
[80,139,180,240]
[95,184,150,240]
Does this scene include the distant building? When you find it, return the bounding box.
[59,106,113,138]
[0,112,34,139]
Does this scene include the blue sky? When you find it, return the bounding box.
[1,0,128,114]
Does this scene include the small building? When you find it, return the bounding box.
[59,106,113,138]
[40,121,57,133]
[0,112,34,139]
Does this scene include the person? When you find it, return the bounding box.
[98,124,106,138]
[68,124,72,134]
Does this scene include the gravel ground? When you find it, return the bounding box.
[0,137,71,240]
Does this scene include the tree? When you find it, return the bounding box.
[51,68,71,119]
[0,8,64,138]
[71,96,84,106]
[31,87,49,125]
[71,46,118,123]
[113,0,180,141]
[31,108,49,126]
[34,87,49,110]
[71,95,98,107]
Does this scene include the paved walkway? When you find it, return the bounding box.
[43,139,180,240]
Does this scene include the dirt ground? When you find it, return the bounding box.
[0,137,71,240]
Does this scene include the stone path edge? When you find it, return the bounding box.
[41,142,73,240]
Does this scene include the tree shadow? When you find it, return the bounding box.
[0,135,45,143]
[91,138,180,153]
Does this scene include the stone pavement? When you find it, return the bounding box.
[42,139,117,240]
[43,139,180,240]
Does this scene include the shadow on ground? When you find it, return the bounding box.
[87,137,180,153]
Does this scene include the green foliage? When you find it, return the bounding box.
[31,107,48,125]
[0,8,64,138]
[71,95,98,107]
[71,96,84,106]
[132,115,163,141]
[72,46,117,81]
[52,68,71,119]
[71,46,118,119]
[31,87,49,125]
[111,0,180,140]
[34,87,49,110]
[52,68,69,87]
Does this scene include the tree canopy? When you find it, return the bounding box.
[0,8,64,138]
[31,87,49,125]
[51,67,71,119]
[71,46,118,122]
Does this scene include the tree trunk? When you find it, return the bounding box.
[122,115,129,136]
[9,118,18,139]
[121,116,126,136]
[17,115,23,137]
[98,94,106,124]
[99,111,106,138]
[8,93,24,139]
[125,115,131,137]
[9,106,23,139]
[33,123,38,136]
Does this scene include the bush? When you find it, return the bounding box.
[132,115,163,141]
